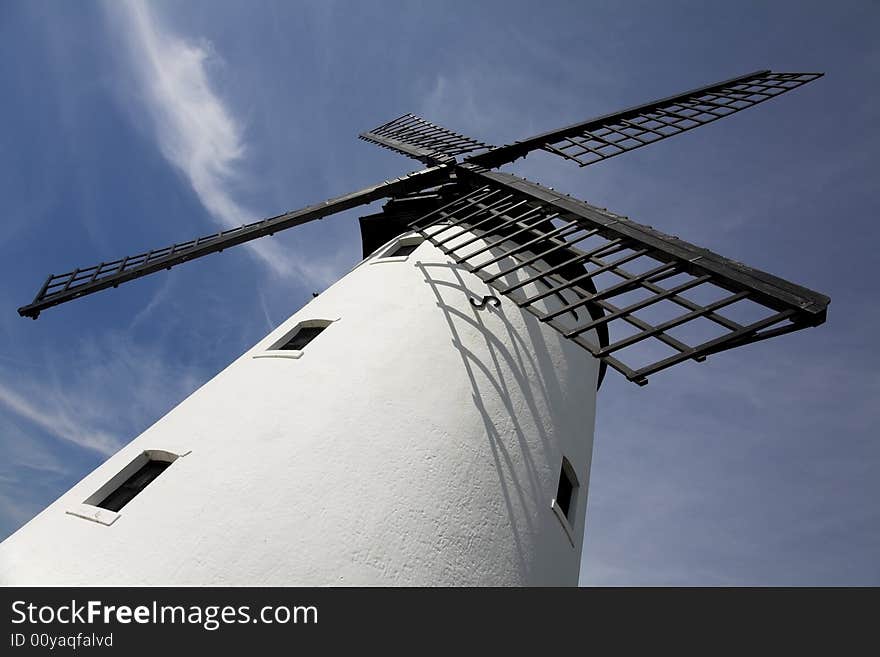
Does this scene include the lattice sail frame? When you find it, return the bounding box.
[360,113,491,165]
[18,69,830,385]
[409,168,828,385]
[17,165,451,318]
[467,71,823,169]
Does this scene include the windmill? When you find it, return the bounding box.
[1,70,829,585]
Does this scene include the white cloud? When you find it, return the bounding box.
[0,332,205,458]
[105,0,324,284]
[0,382,119,455]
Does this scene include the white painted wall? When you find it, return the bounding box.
[0,228,600,585]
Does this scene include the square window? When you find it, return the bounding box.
[386,242,420,258]
[556,467,574,519]
[372,235,424,262]
[255,319,335,359]
[554,458,580,524]
[94,459,171,512]
[278,325,326,351]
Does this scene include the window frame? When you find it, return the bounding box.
[370,234,425,264]
[92,459,171,513]
[254,318,336,360]
[66,449,188,526]
[551,457,580,547]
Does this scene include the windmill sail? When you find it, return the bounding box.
[18,69,830,386]
[410,167,829,385]
[17,165,451,319]
[466,71,823,169]
[359,113,492,165]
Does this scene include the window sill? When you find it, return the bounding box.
[551,499,576,547]
[66,503,120,527]
[253,350,304,360]
[370,255,412,265]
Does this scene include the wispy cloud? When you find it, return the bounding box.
[105,0,320,282]
[0,382,119,455]
[128,272,174,331]
[0,314,218,539]
[0,332,205,458]
[257,289,277,333]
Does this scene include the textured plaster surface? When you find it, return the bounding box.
[0,232,599,585]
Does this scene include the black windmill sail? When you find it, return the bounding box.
[19,70,829,386]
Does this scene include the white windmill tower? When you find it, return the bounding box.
[0,70,829,586]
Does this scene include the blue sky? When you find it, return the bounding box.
[1,0,877,585]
